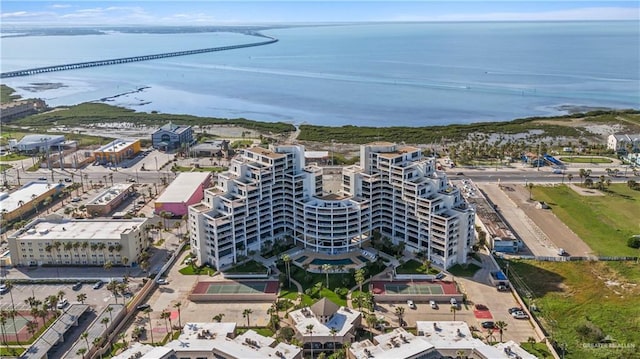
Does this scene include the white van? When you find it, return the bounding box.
[450,298,458,307]
[558,248,566,256]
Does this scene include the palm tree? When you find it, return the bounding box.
[143,307,154,344]
[107,280,119,304]
[242,308,253,327]
[76,293,86,305]
[101,316,110,331]
[395,306,405,327]
[495,321,508,342]
[3,281,20,347]
[527,182,534,200]
[212,313,225,322]
[106,306,114,322]
[450,305,458,321]
[80,331,90,351]
[567,173,574,183]
[281,254,292,288]
[173,302,182,329]
[0,310,8,346]
[355,268,365,293]
[160,310,171,333]
[306,324,315,358]
[322,263,332,288]
[330,327,338,353]
[76,348,87,358]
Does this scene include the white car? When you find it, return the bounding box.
[429,300,438,309]
[512,311,529,319]
[450,298,458,307]
[0,284,8,293]
[156,278,168,285]
[407,300,416,309]
[57,298,69,309]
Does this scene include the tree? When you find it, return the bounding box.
[281,254,292,288]
[160,310,171,333]
[322,263,332,288]
[106,306,114,322]
[3,281,20,347]
[173,302,182,329]
[567,173,573,183]
[242,308,253,327]
[355,268,365,293]
[394,306,405,327]
[330,327,338,352]
[306,324,315,358]
[0,311,8,346]
[143,307,154,344]
[81,331,90,351]
[101,316,110,331]
[495,321,508,342]
[76,348,87,358]
[212,313,225,322]
[527,182,534,200]
[77,293,87,304]
[450,305,458,321]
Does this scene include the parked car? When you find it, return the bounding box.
[512,311,530,319]
[136,304,150,311]
[456,172,464,176]
[429,300,438,309]
[56,298,69,309]
[72,282,82,290]
[93,280,104,289]
[481,321,495,329]
[508,307,523,314]
[38,177,47,181]
[156,278,168,285]
[450,298,458,307]
[64,178,72,182]
[0,284,9,293]
[558,248,567,256]
[407,300,416,309]
[497,285,510,292]
[474,304,489,311]
[71,197,82,203]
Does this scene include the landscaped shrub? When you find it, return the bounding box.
[575,322,604,342]
[627,236,640,249]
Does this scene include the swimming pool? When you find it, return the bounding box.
[310,258,354,266]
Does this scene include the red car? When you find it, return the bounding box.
[475,304,489,311]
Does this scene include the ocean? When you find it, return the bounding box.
[1,22,638,127]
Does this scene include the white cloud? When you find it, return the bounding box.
[390,7,639,22]
[50,4,72,9]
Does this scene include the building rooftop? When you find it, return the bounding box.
[305,151,329,159]
[95,139,138,153]
[156,122,191,134]
[290,301,361,338]
[351,328,435,359]
[87,183,133,205]
[246,146,286,159]
[156,172,211,204]
[11,217,147,241]
[0,181,61,213]
[15,134,65,146]
[181,322,236,340]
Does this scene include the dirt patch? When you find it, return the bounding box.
[567,184,605,196]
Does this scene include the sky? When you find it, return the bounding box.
[1,1,638,26]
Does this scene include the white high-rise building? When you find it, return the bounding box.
[189,143,475,270]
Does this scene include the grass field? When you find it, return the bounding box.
[561,156,614,164]
[395,259,440,275]
[532,184,640,256]
[503,260,640,359]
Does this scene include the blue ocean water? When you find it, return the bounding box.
[1,22,638,127]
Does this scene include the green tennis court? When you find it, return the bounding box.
[384,283,444,295]
[205,282,268,294]
[3,315,30,334]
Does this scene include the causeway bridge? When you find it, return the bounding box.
[0,33,278,79]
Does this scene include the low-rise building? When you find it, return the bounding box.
[155,172,212,217]
[93,139,141,165]
[113,322,301,359]
[7,215,149,267]
[0,181,63,222]
[607,133,640,153]
[350,328,438,359]
[289,298,362,355]
[416,321,536,359]
[0,99,46,122]
[86,183,135,217]
[152,122,194,151]
[9,134,65,153]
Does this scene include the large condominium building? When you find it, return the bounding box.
[189,143,475,270]
[8,215,149,267]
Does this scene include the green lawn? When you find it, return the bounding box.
[560,156,614,164]
[447,263,481,277]
[225,260,268,274]
[0,153,30,161]
[532,184,640,256]
[503,260,640,359]
[520,342,554,358]
[395,259,440,275]
[178,264,216,275]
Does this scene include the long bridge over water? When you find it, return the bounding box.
[0,33,278,79]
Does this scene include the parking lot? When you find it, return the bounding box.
[0,281,120,313]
